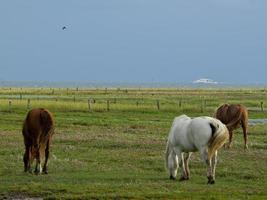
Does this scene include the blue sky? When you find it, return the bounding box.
[1,0,267,84]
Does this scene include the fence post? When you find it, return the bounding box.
[260,101,264,111]
[20,93,22,100]
[107,100,110,111]
[88,99,92,112]
[74,95,76,103]
[27,99,31,109]
[179,100,182,108]
[9,100,12,112]
[201,100,204,113]
[156,100,160,110]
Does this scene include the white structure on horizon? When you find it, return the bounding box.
[193,78,218,84]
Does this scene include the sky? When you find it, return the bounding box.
[0,0,267,84]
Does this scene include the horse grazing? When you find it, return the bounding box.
[22,108,55,174]
[215,104,248,149]
[165,115,228,184]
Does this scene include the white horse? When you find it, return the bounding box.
[165,115,228,184]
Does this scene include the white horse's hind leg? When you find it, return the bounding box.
[211,151,218,180]
[184,152,192,180]
[168,150,178,180]
[200,148,214,184]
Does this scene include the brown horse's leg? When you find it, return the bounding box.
[34,145,42,175]
[43,139,50,174]
[227,131,233,148]
[23,145,31,172]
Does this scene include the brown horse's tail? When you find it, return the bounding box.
[208,120,229,160]
[40,109,54,135]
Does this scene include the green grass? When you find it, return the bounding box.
[0,88,267,199]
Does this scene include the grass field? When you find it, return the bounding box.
[0,87,267,199]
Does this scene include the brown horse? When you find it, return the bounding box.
[214,104,248,149]
[22,108,55,174]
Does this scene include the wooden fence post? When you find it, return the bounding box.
[179,100,182,108]
[88,99,92,112]
[260,101,264,111]
[9,100,12,112]
[156,100,160,110]
[201,100,204,113]
[27,99,31,109]
[107,100,110,111]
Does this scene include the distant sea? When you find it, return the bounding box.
[0,81,266,88]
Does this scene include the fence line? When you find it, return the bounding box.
[1,97,266,113]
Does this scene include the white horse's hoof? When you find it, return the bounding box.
[207,180,215,184]
[207,176,215,184]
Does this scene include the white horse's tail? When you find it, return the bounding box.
[208,120,229,160]
[165,140,178,179]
